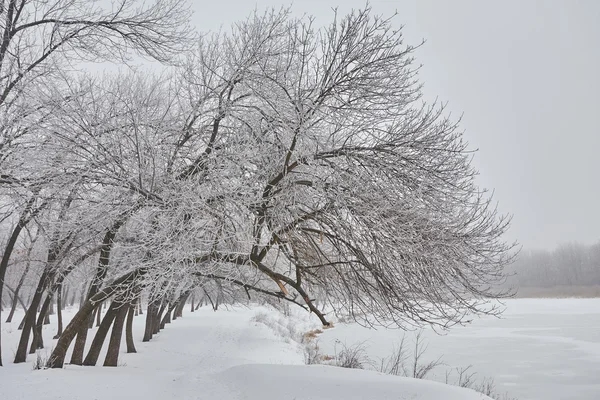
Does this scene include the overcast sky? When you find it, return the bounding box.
[188,1,600,250]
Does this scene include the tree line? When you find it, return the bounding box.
[0,1,515,368]
[506,242,600,289]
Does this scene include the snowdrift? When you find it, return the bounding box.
[219,363,491,400]
[0,306,493,400]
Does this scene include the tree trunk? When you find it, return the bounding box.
[172,302,180,320]
[53,284,63,339]
[83,300,120,366]
[88,306,96,328]
[103,304,128,366]
[125,304,137,353]
[18,314,26,330]
[48,268,142,369]
[69,311,94,366]
[44,308,51,324]
[0,194,40,366]
[68,286,76,307]
[190,294,195,312]
[17,217,84,361]
[97,302,103,326]
[154,301,166,334]
[48,295,55,316]
[14,276,48,363]
[6,253,33,323]
[160,302,174,329]
[71,220,125,364]
[49,301,98,368]
[142,302,157,342]
[93,302,103,327]
[78,286,86,308]
[5,283,28,323]
[174,292,190,319]
[29,293,53,354]
[62,285,70,310]
[204,289,216,311]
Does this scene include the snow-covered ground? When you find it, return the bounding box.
[0,298,598,400]
[0,305,490,400]
[317,298,600,400]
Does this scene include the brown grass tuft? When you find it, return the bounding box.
[303,329,323,342]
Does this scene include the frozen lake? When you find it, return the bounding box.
[319,298,600,400]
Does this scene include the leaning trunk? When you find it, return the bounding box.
[71,220,125,364]
[83,300,120,366]
[154,301,166,334]
[47,268,142,369]
[29,293,53,353]
[160,302,175,329]
[94,302,103,327]
[6,254,33,323]
[142,302,157,342]
[125,304,137,353]
[0,196,37,366]
[103,304,128,366]
[174,292,190,319]
[14,276,48,363]
[70,315,92,365]
[53,285,63,339]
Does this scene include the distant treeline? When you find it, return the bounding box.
[506,241,600,291]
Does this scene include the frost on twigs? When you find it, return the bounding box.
[4,3,516,368]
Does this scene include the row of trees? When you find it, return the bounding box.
[0,1,515,368]
[505,242,600,288]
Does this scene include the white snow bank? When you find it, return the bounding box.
[0,305,493,400]
[219,363,492,400]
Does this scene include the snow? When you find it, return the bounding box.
[1,299,599,400]
[219,364,491,400]
[0,305,490,400]
[317,298,600,400]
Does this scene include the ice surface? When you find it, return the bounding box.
[317,298,600,400]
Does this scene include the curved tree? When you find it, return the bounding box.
[0,5,517,369]
[172,7,516,328]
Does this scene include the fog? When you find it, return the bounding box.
[189,0,600,250]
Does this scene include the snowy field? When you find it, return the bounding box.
[0,298,598,400]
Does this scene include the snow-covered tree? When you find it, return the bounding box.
[0,5,515,368]
[0,0,193,366]
[171,7,516,328]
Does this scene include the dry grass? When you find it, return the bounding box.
[303,329,323,342]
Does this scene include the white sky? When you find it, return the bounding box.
[186,0,600,250]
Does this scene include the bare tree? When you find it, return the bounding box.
[171,7,516,328]
[0,5,516,369]
[0,0,192,366]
